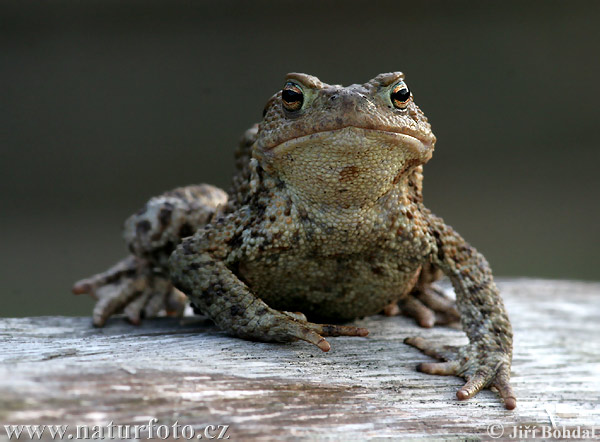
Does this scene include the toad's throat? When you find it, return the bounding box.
[262,126,431,208]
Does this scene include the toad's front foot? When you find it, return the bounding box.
[73,255,187,326]
[404,336,516,410]
[239,311,370,352]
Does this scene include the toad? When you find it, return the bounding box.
[73,72,515,409]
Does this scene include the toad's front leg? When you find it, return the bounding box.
[168,218,368,351]
[406,212,516,409]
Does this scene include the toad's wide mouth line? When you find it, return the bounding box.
[266,126,433,155]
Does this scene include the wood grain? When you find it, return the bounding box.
[1,279,598,440]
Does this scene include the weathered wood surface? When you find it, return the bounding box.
[0,279,599,441]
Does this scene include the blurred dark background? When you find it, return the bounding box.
[2,0,599,317]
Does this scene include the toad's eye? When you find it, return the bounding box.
[282,82,304,111]
[390,81,411,109]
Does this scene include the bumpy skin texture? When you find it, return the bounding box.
[73,72,515,409]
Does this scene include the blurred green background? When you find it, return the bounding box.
[2,0,599,317]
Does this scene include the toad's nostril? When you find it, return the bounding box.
[330,94,338,101]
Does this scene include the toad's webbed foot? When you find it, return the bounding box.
[73,255,187,327]
[404,336,516,410]
[385,285,460,328]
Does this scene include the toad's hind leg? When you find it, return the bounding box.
[124,185,228,267]
[384,263,460,328]
[73,184,228,326]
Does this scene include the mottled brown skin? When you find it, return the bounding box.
[73,72,515,409]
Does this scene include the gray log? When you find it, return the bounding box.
[1,279,599,440]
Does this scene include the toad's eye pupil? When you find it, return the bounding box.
[282,82,304,111]
[282,89,302,103]
[392,88,410,101]
[391,82,411,109]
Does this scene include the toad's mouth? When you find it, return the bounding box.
[267,126,434,160]
[259,126,433,208]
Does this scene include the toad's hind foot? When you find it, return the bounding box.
[73,255,187,327]
[404,336,516,410]
[386,285,460,328]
